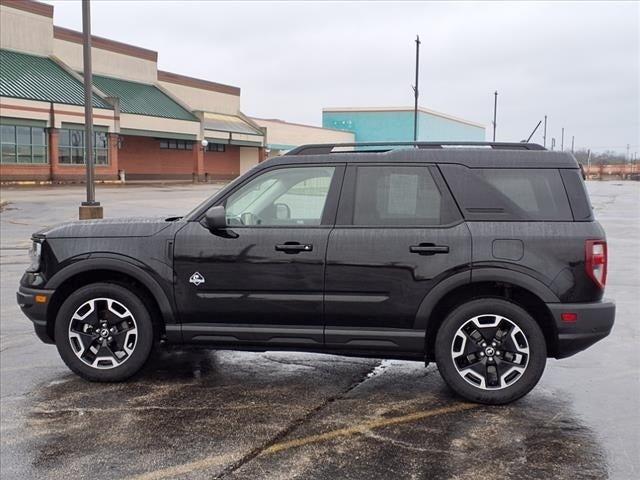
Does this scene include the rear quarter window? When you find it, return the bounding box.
[559,169,594,221]
[440,164,573,221]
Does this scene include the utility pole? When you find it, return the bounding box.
[492,91,498,142]
[412,35,420,142]
[627,143,631,161]
[551,138,556,150]
[79,0,102,220]
[561,127,564,151]
[543,115,547,147]
[571,135,575,153]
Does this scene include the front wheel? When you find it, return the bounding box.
[54,283,154,382]
[435,298,547,405]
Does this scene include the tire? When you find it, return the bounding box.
[54,282,154,382]
[435,298,546,405]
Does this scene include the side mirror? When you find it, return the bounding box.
[275,203,291,220]
[204,205,227,230]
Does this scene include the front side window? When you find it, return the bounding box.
[59,129,109,165]
[225,166,335,226]
[352,166,445,226]
[0,123,48,164]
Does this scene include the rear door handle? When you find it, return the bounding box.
[275,242,313,253]
[409,243,449,255]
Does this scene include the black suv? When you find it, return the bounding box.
[17,142,615,404]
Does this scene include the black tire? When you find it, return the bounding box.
[55,282,154,382]
[435,298,546,405]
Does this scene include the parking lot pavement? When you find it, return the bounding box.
[1,182,638,479]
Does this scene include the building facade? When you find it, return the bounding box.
[1,1,486,183]
[322,106,485,143]
[0,0,269,182]
[251,117,354,156]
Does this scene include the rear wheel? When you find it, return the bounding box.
[435,298,546,405]
[55,283,154,382]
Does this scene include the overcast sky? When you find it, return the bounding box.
[46,1,639,155]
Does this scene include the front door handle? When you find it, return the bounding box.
[409,243,450,255]
[275,242,313,254]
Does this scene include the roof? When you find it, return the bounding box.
[1,0,53,18]
[92,75,197,121]
[270,146,579,169]
[323,106,485,129]
[158,71,240,96]
[54,27,158,62]
[0,49,111,108]
[203,113,262,135]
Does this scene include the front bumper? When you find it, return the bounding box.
[17,286,55,344]
[547,300,615,358]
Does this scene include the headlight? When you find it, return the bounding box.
[27,240,42,273]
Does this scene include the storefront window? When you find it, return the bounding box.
[159,139,193,150]
[0,123,48,164]
[58,129,109,165]
[206,143,226,152]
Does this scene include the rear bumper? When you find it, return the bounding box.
[17,286,55,344]
[547,300,615,358]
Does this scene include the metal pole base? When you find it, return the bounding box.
[79,204,103,220]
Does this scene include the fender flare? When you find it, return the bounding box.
[414,267,560,331]
[46,256,176,325]
[413,270,471,330]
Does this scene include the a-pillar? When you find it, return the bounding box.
[193,143,204,182]
[48,127,59,181]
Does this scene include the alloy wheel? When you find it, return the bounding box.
[450,314,529,390]
[68,297,138,369]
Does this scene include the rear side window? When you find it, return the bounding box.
[440,164,573,221]
[352,166,455,226]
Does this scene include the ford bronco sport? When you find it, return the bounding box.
[17,142,615,404]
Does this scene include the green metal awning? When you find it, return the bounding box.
[0,49,111,108]
[203,113,262,135]
[92,75,198,122]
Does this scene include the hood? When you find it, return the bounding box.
[34,217,174,239]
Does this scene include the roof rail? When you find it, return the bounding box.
[285,141,546,156]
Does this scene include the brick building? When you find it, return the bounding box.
[1,1,487,183]
[0,0,270,182]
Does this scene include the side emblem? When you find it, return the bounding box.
[189,272,205,286]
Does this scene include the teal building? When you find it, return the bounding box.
[322,106,485,143]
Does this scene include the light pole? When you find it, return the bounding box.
[492,91,498,142]
[79,0,102,220]
[412,35,420,142]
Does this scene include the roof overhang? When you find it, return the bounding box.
[322,106,485,129]
[120,128,196,141]
[203,112,264,147]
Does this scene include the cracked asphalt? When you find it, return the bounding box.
[1,181,638,479]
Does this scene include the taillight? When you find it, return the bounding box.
[585,240,607,289]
